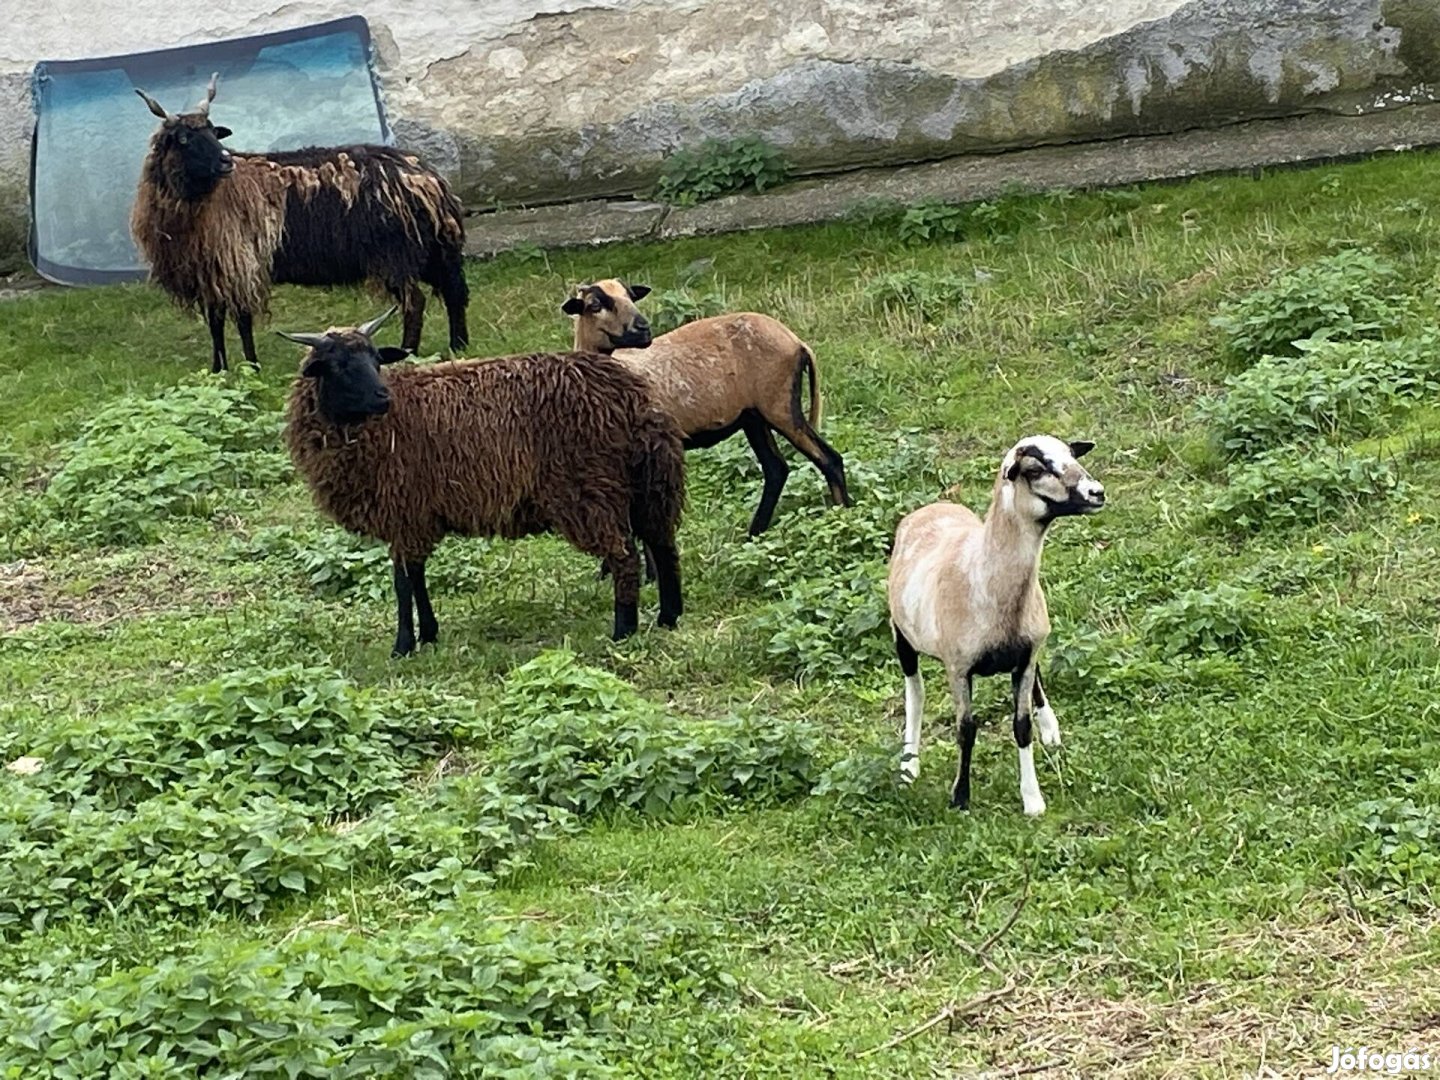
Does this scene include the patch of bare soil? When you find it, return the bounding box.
[0,558,238,632]
[0,271,53,303]
[855,909,1440,1078]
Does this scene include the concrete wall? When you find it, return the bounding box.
[3,0,1438,263]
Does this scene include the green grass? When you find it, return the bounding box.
[3,153,1440,1076]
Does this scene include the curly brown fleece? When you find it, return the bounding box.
[132,133,463,321]
[132,105,469,372]
[285,345,686,642]
[132,137,286,318]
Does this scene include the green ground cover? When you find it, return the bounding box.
[1,152,1438,1076]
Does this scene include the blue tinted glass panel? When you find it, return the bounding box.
[30,16,388,284]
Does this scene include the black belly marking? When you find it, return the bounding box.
[683,411,749,450]
[968,640,1033,679]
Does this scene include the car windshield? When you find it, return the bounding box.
[30,16,389,285]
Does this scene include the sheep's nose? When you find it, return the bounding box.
[1089,483,1106,504]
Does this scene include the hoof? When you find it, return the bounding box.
[900,758,919,784]
[1035,705,1061,748]
[1022,797,1047,817]
[612,605,639,640]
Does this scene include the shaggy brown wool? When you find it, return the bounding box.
[131,102,469,371]
[132,139,463,320]
[131,132,287,318]
[285,344,686,650]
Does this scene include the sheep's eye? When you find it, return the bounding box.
[587,300,602,313]
[177,134,189,146]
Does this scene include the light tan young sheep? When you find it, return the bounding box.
[887,436,1105,816]
[563,280,850,535]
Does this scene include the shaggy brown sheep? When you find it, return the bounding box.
[564,279,850,536]
[132,74,468,373]
[282,308,685,656]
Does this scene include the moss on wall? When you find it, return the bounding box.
[1385,0,1440,81]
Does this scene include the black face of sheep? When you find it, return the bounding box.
[277,309,410,426]
[135,76,235,201]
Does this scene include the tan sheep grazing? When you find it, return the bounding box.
[888,436,1105,816]
[564,280,850,536]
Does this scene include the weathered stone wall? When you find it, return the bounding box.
[2,0,1437,263]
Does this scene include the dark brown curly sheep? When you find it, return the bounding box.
[282,309,686,656]
[131,74,468,373]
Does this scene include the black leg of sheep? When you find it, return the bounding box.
[605,540,642,640]
[411,561,438,646]
[237,310,259,369]
[598,541,657,583]
[391,558,437,657]
[205,305,228,374]
[648,541,683,628]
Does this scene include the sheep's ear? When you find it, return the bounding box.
[301,356,328,378]
[1069,440,1095,459]
[561,297,584,316]
[213,125,233,140]
[626,283,651,302]
[377,347,410,365]
[1005,460,1022,482]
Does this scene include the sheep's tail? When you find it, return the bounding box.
[628,409,687,546]
[800,343,823,429]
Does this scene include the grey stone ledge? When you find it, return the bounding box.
[464,199,668,258]
[462,103,1440,259]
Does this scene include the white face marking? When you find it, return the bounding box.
[902,673,924,782]
[1000,435,1070,479]
[1019,744,1046,816]
[1035,703,1061,747]
[1023,434,1074,463]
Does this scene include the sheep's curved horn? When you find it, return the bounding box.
[135,88,172,121]
[357,306,398,339]
[275,330,330,348]
[194,72,219,117]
